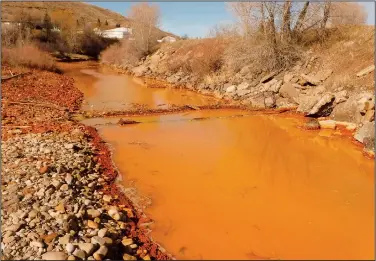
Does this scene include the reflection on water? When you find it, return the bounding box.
[60,62,218,112]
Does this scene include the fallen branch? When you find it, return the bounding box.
[2,100,68,111]
[1,72,32,81]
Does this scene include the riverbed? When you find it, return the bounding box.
[63,62,374,260]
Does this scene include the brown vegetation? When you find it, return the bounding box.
[1,44,59,72]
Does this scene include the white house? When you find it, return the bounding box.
[95,27,132,39]
[157,36,176,43]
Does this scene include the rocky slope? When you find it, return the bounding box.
[103,27,375,155]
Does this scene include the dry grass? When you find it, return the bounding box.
[2,44,59,72]
[100,40,143,67]
[161,38,228,78]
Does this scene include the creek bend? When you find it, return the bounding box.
[62,62,374,260]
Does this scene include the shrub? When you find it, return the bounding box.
[1,43,59,72]
[100,40,143,67]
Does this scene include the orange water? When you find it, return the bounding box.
[90,111,374,260]
[60,62,217,112]
[71,63,374,260]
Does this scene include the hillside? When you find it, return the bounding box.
[1,1,174,38]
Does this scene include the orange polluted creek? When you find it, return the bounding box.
[68,62,374,260]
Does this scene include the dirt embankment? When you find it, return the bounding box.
[1,64,172,260]
[101,25,375,155]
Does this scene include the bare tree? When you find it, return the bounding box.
[128,3,161,54]
[281,0,292,42]
[329,2,367,25]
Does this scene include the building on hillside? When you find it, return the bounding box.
[95,27,132,39]
[157,36,176,43]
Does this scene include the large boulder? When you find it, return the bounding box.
[300,74,321,86]
[315,69,333,82]
[354,122,375,143]
[297,95,320,114]
[247,94,265,109]
[333,90,349,104]
[264,94,276,108]
[275,97,297,109]
[237,82,250,91]
[330,92,374,124]
[236,89,251,97]
[306,93,335,117]
[279,82,299,100]
[225,85,237,93]
[131,65,148,77]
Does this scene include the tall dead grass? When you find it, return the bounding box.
[100,40,143,67]
[2,44,59,72]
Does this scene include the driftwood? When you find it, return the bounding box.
[2,125,31,129]
[1,72,32,81]
[2,100,68,111]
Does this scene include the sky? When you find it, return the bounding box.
[92,2,375,38]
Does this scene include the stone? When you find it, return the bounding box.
[319,120,337,129]
[279,83,299,100]
[123,254,137,260]
[28,209,38,219]
[55,202,65,213]
[237,82,249,91]
[143,255,151,260]
[65,174,73,185]
[67,256,76,261]
[122,237,134,247]
[58,234,71,245]
[31,241,44,248]
[247,94,265,109]
[269,80,282,93]
[236,89,251,97]
[94,245,108,257]
[363,137,375,151]
[73,249,86,259]
[307,93,335,117]
[43,233,58,244]
[98,228,107,238]
[356,65,375,77]
[87,209,101,219]
[297,95,320,114]
[60,184,69,191]
[315,69,333,82]
[334,90,348,104]
[64,144,74,149]
[39,165,49,174]
[264,96,276,108]
[132,65,148,77]
[283,73,294,83]
[91,236,106,246]
[66,243,75,254]
[260,71,277,83]
[364,110,375,122]
[304,118,320,130]
[42,251,68,260]
[102,195,112,202]
[88,220,99,229]
[79,243,96,255]
[300,74,320,85]
[354,122,375,143]
[108,208,120,221]
[225,85,237,93]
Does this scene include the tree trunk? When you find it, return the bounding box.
[281,0,292,42]
[321,1,331,29]
[260,3,267,37]
[293,1,310,35]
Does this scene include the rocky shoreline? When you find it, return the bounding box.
[103,60,375,157]
[1,65,172,260]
